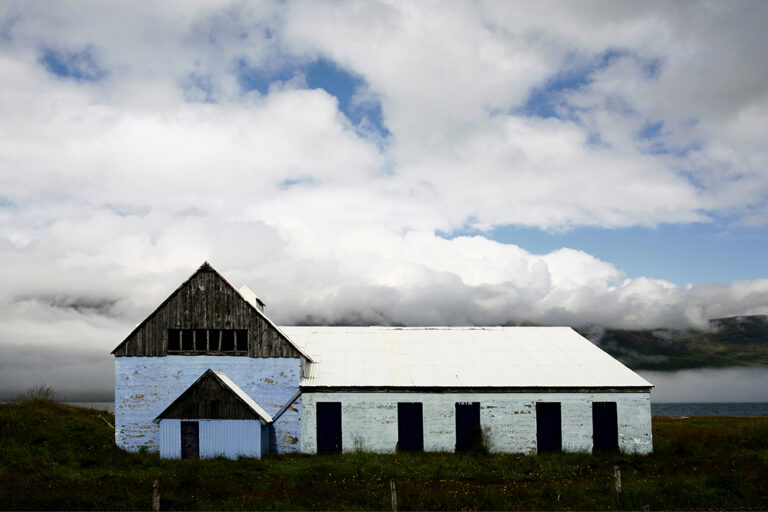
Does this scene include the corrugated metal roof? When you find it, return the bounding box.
[213,371,274,423]
[282,326,652,389]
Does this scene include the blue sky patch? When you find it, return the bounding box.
[519,50,623,119]
[642,57,663,79]
[40,47,106,81]
[181,72,216,103]
[439,222,768,285]
[519,50,661,121]
[279,177,315,189]
[237,57,389,138]
[638,121,663,139]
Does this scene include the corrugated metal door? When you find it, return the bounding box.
[455,402,481,452]
[398,402,423,452]
[592,402,618,451]
[536,402,561,453]
[181,421,199,459]
[316,402,342,454]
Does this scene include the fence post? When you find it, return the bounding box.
[390,479,397,512]
[613,466,622,495]
[152,479,160,512]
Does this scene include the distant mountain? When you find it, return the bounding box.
[577,315,768,371]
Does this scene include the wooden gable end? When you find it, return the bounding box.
[112,262,309,360]
[154,370,268,422]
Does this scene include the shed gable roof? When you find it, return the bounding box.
[154,369,273,423]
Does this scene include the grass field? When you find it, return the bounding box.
[1,399,766,510]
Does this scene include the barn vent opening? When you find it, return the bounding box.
[221,329,235,351]
[208,329,221,351]
[166,329,248,355]
[194,329,207,351]
[236,329,248,351]
[592,401,619,451]
[167,329,181,351]
[398,402,424,452]
[316,402,342,454]
[455,402,481,452]
[181,329,194,351]
[536,402,562,453]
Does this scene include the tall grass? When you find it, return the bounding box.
[14,384,55,403]
[0,400,766,510]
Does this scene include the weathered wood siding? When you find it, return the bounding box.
[156,371,266,421]
[113,265,303,358]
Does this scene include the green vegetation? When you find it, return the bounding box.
[579,315,768,370]
[1,400,767,510]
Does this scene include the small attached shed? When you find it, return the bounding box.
[154,369,273,459]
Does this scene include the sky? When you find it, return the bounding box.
[1,1,768,399]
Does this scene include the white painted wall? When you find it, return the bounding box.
[159,419,263,459]
[115,356,301,453]
[300,392,652,454]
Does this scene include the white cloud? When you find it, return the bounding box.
[0,1,767,397]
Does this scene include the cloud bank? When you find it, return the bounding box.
[1,1,767,397]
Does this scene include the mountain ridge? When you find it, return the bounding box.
[578,315,768,371]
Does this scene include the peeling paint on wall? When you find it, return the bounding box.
[300,392,652,455]
[115,356,301,454]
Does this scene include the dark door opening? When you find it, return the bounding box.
[398,402,424,452]
[592,402,619,451]
[455,402,481,452]
[180,421,199,459]
[536,402,561,453]
[316,402,342,454]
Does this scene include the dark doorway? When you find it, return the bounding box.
[316,402,342,454]
[536,402,561,453]
[592,402,619,451]
[455,402,481,452]
[180,421,199,459]
[398,403,424,452]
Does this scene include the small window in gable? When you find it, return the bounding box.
[236,329,248,351]
[167,329,181,351]
[221,329,235,351]
[181,329,194,351]
[208,329,221,351]
[166,329,248,355]
[194,329,207,351]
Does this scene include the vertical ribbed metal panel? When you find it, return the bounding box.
[199,420,262,459]
[159,420,181,459]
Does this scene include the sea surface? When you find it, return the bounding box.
[59,401,768,417]
[63,401,115,413]
[650,402,768,417]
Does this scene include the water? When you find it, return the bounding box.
[62,401,114,413]
[651,402,768,417]
[637,367,768,403]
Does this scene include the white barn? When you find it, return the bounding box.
[112,262,653,458]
